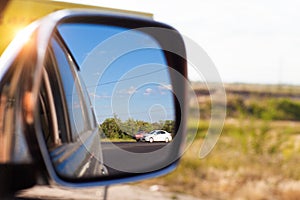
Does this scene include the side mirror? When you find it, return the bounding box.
[0,10,187,187]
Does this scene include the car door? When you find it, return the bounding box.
[158,131,166,141]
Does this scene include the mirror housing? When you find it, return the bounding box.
[0,9,187,187]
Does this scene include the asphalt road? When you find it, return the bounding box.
[101,141,167,153]
[101,142,168,175]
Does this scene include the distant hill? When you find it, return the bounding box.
[192,82,300,99]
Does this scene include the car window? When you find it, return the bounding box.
[50,36,95,141]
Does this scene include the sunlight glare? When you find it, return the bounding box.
[13,26,32,46]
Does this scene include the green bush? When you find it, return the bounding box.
[100,116,175,139]
[225,97,300,121]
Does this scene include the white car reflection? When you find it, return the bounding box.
[141,130,172,143]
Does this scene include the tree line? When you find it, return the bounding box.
[99,115,174,139]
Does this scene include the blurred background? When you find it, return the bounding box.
[13,0,300,199]
[80,1,300,199]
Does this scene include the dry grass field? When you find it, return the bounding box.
[139,83,300,200]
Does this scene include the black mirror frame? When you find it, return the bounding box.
[26,9,187,187]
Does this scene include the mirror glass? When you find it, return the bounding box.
[43,23,176,178]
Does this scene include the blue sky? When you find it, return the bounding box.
[58,24,175,123]
[58,0,300,85]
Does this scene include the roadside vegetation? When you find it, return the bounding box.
[140,83,300,200]
[99,115,174,140]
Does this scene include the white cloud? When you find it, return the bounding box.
[143,88,153,96]
[89,92,111,99]
[116,86,137,95]
[157,84,172,95]
[158,84,172,91]
[127,86,137,95]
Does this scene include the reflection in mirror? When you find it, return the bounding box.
[43,23,176,177]
[58,23,175,137]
